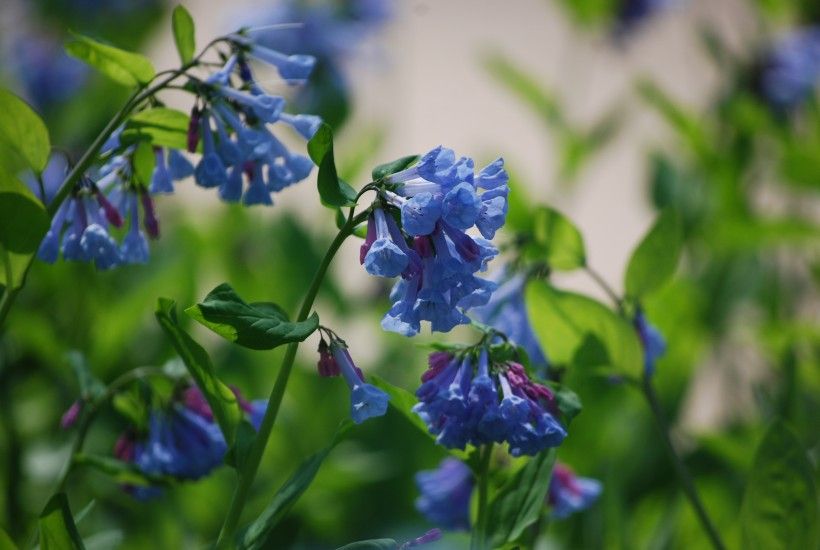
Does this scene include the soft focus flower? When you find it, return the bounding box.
[10,32,88,110]
[614,0,677,38]
[548,462,602,519]
[760,26,820,112]
[399,529,443,549]
[414,349,566,455]
[415,458,473,531]
[60,401,82,430]
[634,310,666,376]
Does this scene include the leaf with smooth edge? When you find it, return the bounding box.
[740,420,818,550]
[155,298,243,443]
[171,5,195,64]
[132,141,155,186]
[0,526,16,550]
[236,421,353,550]
[73,454,174,487]
[529,206,586,270]
[39,493,85,550]
[65,32,155,86]
[371,154,418,180]
[0,88,50,172]
[121,107,190,150]
[0,170,50,254]
[336,541,398,550]
[624,209,683,299]
[0,250,32,290]
[307,123,357,208]
[185,283,318,350]
[487,449,557,547]
[526,280,642,376]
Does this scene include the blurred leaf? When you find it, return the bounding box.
[336,541,398,550]
[624,209,682,299]
[307,123,357,208]
[73,454,174,488]
[504,167,534,234]
[237,420,353,549]
[0,526,16,549]
[66,351,105,399]
[185,283,319,350]
[637,81,711,162]
[528,206,586,270]
[371,155,419,181]
[131,141,155,186]
[740,420,818,550]
[0,250,32,290]
[39,493,85,550]
[488,449,557,547]
[0,170,50,254]
[337,126,385,183]
[171,5,195,64]
[483,53,564,128]
[526,280,642,376]
[549,383,583,425]
[155,297,243,443]
[224,420,256,470]
[121,108,190,150]
[0,88,50,172]
[65,32,155,87]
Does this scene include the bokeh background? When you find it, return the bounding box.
[1,0,818,548]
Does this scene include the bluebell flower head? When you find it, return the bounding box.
[548,463,602,519]
[322,339,389,424]
[634,310,666,376]
[363,208,410,277]
[168,149,195,180]
[149,147,174,194]
[760,26,820,112]
[415,458,473,531]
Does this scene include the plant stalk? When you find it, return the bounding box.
[471,443,493,550]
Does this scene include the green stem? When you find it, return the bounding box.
[584,265,624,313]
[471,444,493,550]
[215,210,369,548]
[642,377,726,550]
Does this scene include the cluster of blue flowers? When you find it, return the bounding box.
[414,348,566,456]
[361,146,509,336]
[112,385,264,499]
[634,310,666,377]
[760,26,820,112]
[614,0,677,37]
[316,336,389,424]
[548,462,603,519]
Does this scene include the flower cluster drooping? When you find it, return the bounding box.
[361,146,509,336]
[316,332,389,424]
[759,26,820,112]
[634,310,666,377]
[113,386,265,499]
[414,348,566,456]
[548,462,603,519]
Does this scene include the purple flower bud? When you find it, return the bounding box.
[60,401,82,429]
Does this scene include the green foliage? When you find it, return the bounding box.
[528,206,586,270]
[73,453,174,488]
[185,283,319,350]
[0,88,51,173]
[307,123,357,207]
[38,493,85,550]
[236,421,353,549]
[487,449,557,547]
[624,209,683,299]
[171,5,195,64]
[0,527,16,550]
[131,141,156,186]
[121,108,190,150]
[526,280,642,376]
[65,32,156,87]
[371,155,419,181]
[0,171,50,255]
[155,298,243,444]
[739,420,818,550]
[336,540,398,550]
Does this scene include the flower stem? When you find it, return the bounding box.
[215,210,369,549]
[641,377,726,550]
[584,265,624,313]
[471,443,493,550]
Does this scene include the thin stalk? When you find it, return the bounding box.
[642,377,726,550]
[215,210,370,548]
[584,265,624,313]
[471,444,493,550]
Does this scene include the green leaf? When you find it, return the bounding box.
[39,493,85,550]
[487,449,557,547]
[740,420,818,550]
[0,170,50,254]
[66,351,105,400]
[185,283,319,350]
[371,155,419,180]
[0,526,16,550]
[526,280,642,376]
[483,53,564,129]
[624,209,683,299]
[0,250,33,290]
[155,298,243,444]
[237,421,353,550]
[132,141,156,186]
[121,108,190,150]
[527,206,586,270]
[549,383,583,425]
[73,454,174,488]
[171,5,195,64]
[0,88,50,172]
[307,123,357,208]
[65,32,155,87]
[224,420,256,470]
[336,540,398,550]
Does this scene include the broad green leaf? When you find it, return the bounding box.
[487,449,557,547]
[171,5,195,64]
[528,206,586,270]
[504,167,535,234]
[740,420,818,550]
[370,375,470,460]
[371,155,418,181]
[336,541,398,550]
[39,493,85,550]
[637,81,711,162]
[155,298,243,443]
[526,280,642,376]
[131,141,156,186]
[0,250,32,290]
[121,108,190,150]
[0,170,50,254]
[73,454,174,488]
[224,420,256,470]
[307,123,357,208]
[66,33,155,87]
[549,383,582,425]
[237,421,353,550]
[0,88,50,172]
[185,283,319,350]
[0,526,16,550]
[624,209,683,299]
